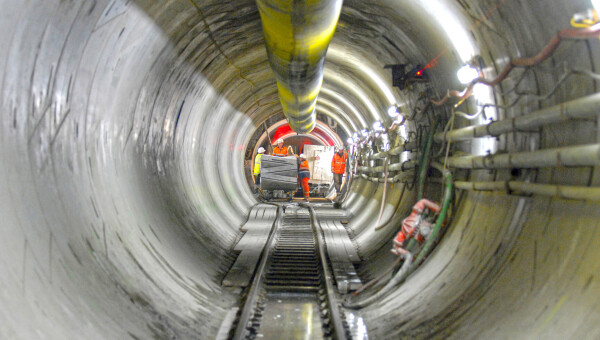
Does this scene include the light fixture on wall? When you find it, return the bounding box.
[387,105,399,118]
[456,64,479,84]
[372,121,385,132]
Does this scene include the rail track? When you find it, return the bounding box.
[230,204,350,339]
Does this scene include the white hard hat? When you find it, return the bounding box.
[299,154,306,158]
[276,139,283,144]
[257,147,265,153]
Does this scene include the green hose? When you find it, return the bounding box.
[345,164,452,309]
[346,164,452,309]
[413,163,452,267]
[405,238,417,252]
[417,120,439,200]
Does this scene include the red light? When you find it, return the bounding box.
[416,70,422,76]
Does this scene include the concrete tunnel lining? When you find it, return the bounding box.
[1,0,600,339]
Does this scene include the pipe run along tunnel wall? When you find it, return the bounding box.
[1,0,600,339]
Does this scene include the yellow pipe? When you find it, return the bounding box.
[257,0,343,133]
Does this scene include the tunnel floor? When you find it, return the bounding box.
[220,202,368,339]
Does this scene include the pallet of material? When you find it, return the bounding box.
[260,155,298,191]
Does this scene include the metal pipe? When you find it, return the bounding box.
[357,166,374,173]
[390,159,418,172]
[455,181,600,201]
[367,141,417,160]
[359,171,413,183]
[446,143,600,169]
[357,159,417,173]
[435,93,600,143]
[369,149,390,160]
[257,0,343,133]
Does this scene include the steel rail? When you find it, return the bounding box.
[302,204,347,340]
[233,204,348,339]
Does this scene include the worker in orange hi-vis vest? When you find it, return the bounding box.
[298,154,310,201]
[272,139,289,157]
[331,145,348,195]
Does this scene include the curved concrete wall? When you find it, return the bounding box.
[1,0,599,339]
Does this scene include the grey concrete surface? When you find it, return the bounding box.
[0,0,599,339]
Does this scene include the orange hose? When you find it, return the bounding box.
[420,25,600,115]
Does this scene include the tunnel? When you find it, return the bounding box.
[1,0,600,338]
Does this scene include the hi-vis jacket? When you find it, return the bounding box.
[331,152,348,174]
[298,159,310,179]
[254,153,262,175]
[273,146,289,157]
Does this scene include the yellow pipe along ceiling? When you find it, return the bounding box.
[257,0,343,133]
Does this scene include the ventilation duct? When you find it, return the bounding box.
[256,0,343,133]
